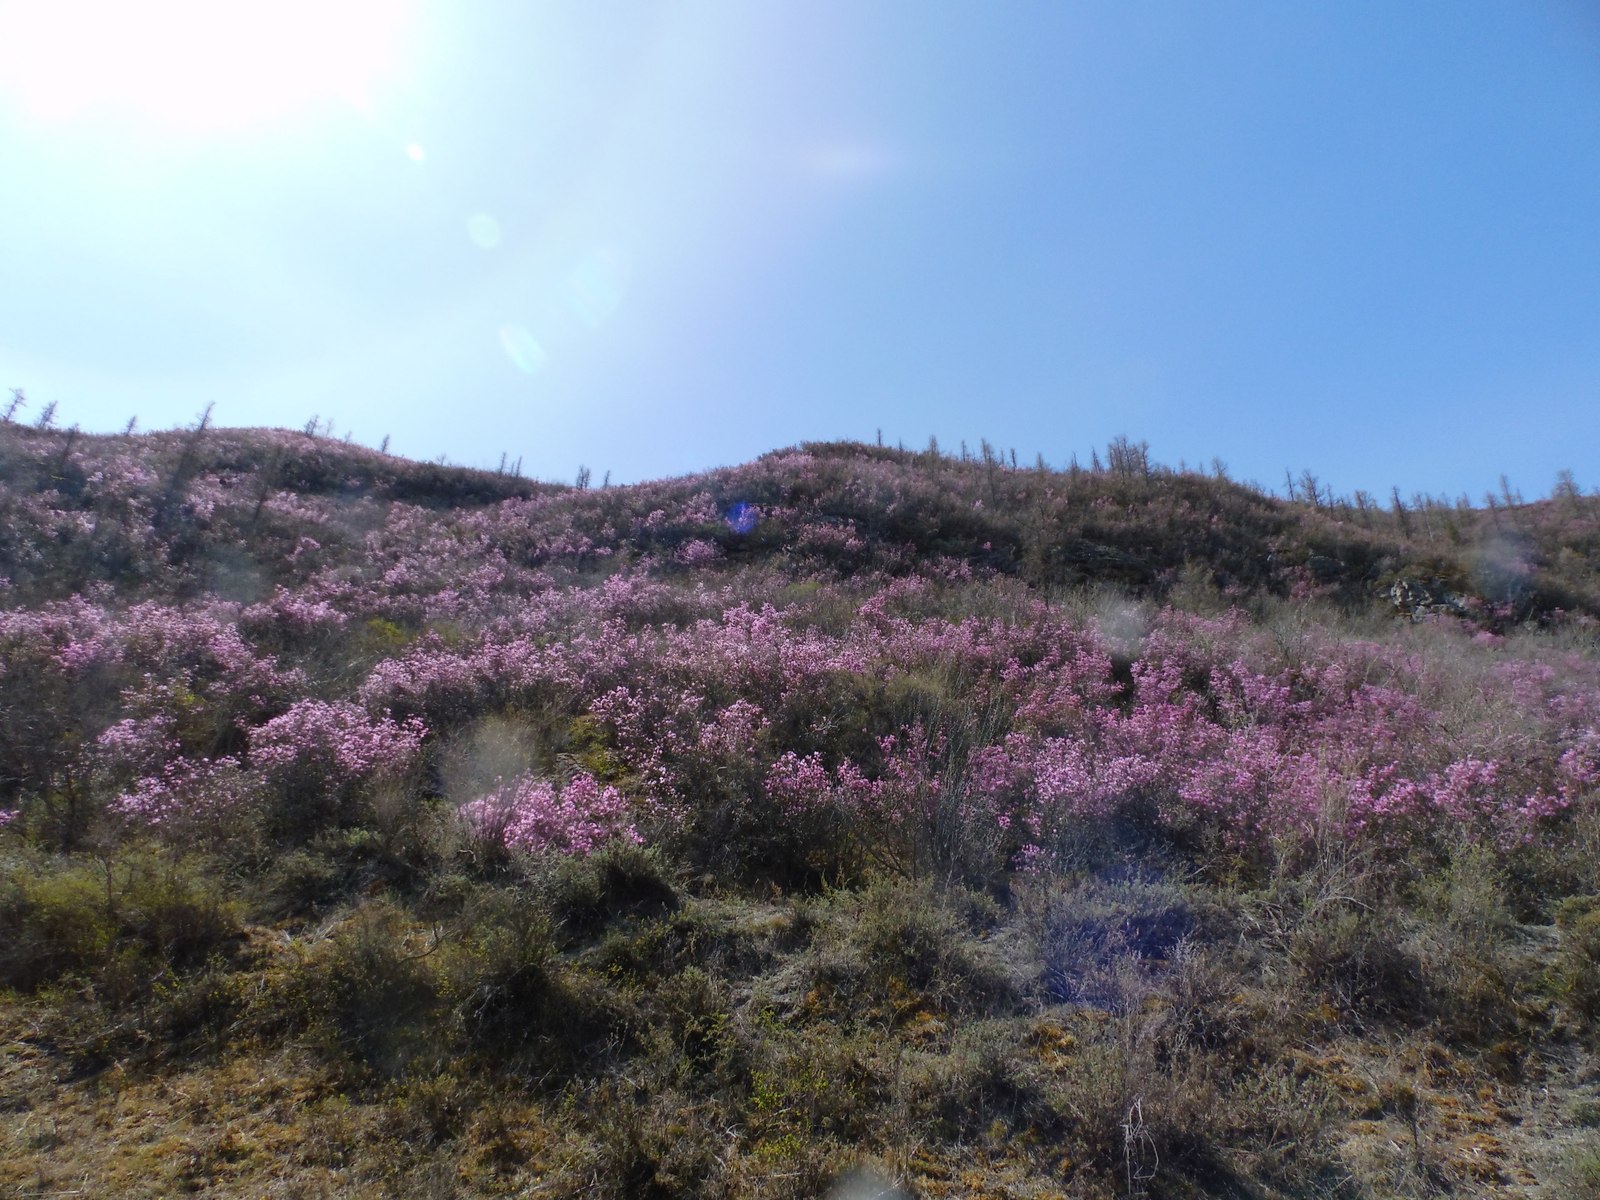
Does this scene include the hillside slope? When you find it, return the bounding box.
[3,421,1600,1198]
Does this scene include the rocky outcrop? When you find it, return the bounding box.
[1386,577,1473,620]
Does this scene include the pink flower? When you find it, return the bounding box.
[251,700,425,783]
[110,756,251,830]
[675,539,720,566]
[460,771,639,855]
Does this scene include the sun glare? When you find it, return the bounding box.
[0,0,410,132]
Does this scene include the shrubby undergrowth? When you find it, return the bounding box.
[2,419,1598,1197]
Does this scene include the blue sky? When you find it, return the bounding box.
[1,1,1597,501]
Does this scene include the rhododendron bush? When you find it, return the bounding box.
[459,771,639,856]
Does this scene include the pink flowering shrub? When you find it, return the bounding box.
[0,592,306,845]
[250,700,426,832]
[1558,731,1600,802]
[761,724,1009,879]
[94,714,183,783]
[240,585,350,651]
[762,749,877,868]
[674,538,721,567]
[459,771,639,856]
[252,700,426,781]
[109,755,256,844]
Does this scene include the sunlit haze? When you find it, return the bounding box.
[2,1,1597,500]
[0,0,410,130]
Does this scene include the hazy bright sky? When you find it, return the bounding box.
[2,1,1597,499]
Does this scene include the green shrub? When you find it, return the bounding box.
[906,1018,1056,1142]
[747,1027,884,1144]
[1560,1137,1600,1200]
[647,965,743,1088]
[1411,843,1524,1044]
[806,878,1017,1023]
[0,854,116,990]
[380,1070,478,1146]
[258,846,351,917]
[255,828,403,918]
[293,901,443,1075]
[446,884,557,1058]
[0,847,239,993]
[538,841,678,945]
[146,954,250,1051]
[1290,903,1423,1019]
[446,883,637,1078]
[1554,896,1600,1036]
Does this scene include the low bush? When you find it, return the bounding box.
[537,840,679,944]
[1554,896,1600,1038]
[803,877,1018,1024]
[1558,1137,1600,1200]
[443,883,639,1080]
[288,901,443,1075]
[0,846,240,994]
[1032,867,1197,1010]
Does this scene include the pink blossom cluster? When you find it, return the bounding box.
[240,586,350,643]
[675,538,721,566]
[95,714,182,778]
[764,751,874,817]
[459,771,640,855]
[109,755,253,830]
[250,700,426,786]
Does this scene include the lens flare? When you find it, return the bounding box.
[825,1169,909,1200]
[725,502,759,535]
[405,142,426,163]
[498,324,547,374]
[466,213,502,249]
